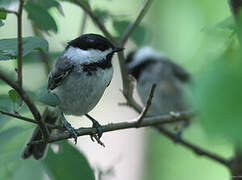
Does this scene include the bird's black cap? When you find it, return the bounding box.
[67,34,115,51]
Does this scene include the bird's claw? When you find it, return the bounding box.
[63,121,78,144]
[92,119,103,138]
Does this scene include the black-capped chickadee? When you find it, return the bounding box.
[125,47,190,133]
[22,34,123,159]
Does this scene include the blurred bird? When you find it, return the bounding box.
[22,34,123,160]
[125,46,190,135]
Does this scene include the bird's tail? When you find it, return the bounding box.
[21,107,59,160]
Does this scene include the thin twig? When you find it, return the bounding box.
[156,126,230,167]
[29,111,191,144]
[0,109,37,124]
[80,9,88,35]
[17,0,24,89]
[136,84,156,126]
[0,109,63,130]
[229,0,242,15]
[0,72,49,140]
[75,0,117,43]
[120,0,153,46]
[117,0,154,105]
[0,9,18,15]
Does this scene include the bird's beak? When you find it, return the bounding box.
[113,47,124,53]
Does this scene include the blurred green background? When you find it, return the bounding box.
[0,0,239,179]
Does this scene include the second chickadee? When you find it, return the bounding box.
[22,34,123,159]
[125,47,190,129]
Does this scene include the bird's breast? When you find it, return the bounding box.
[54,67,113,116]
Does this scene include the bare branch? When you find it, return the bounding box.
[75,0,117,43]
[136,84,156,126]
[120,0,153,46]
[229,0,242,15]
[0,72,49,140]
[156,126,230,167]
[0,9,18,15]
[80,10,88,35]
[29,111,191,144]
[0,109,37,124]
[16,0,24,89]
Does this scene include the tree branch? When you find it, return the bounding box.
[29,111,191,144]
[229,0,242,15]
[136,84,156,125]
[156,126,230,167]
[0,109,37,124]
[75,0,117,43]
[0,9,18,15]
[120,0,153,46]
[16,0,24,89]
[0,72,49,140]
[80,9,88,35]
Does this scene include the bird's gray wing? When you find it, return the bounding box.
[163,59,190,82]
[48,56,74,91]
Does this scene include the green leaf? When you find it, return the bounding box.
[23,51,60,65]
[30,87,60,107]
[61,0,91,9]
[24,2,58,33]
[42,141,95,180]
[216,16,236,31]
[0,12,7,20]
[12,160,44,180]
[0,0,18,11]
[8,89,19,103]
[0,126,21,152]
[0,68,16,85]
[0,37,49,60]
[35,0,60,9]
[0,95,13,111]
[0,19,4,27]
[113,20,151,45]
[93,9,110,23]
[192,51,242,146]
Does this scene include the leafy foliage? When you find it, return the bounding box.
[0,0,18,11]
[24,1,59,33]
[0,19,4,27]
[0,37,48,60]
[42,141,95,180]
[93,8,110,23]
[193,48,242,146]
[61,0,91,9]
[113,19,151,45]
[0,12,7,20]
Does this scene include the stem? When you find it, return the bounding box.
[156,126,230,167]
[0,109,37,124]
[137,84,156,125]
[80,9,88,35]
[29,111,191,144]
[0,72,49,140]
[75,0,117,43]
[120,0,153,46]
[17,0,24,89]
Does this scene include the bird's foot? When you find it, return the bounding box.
[174,121,189,142]
[61,113,78,144]
[91,119,103,139]
[85,114,105,147]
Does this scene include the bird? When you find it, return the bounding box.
[125,46,190,135]
[22,34,123,160]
